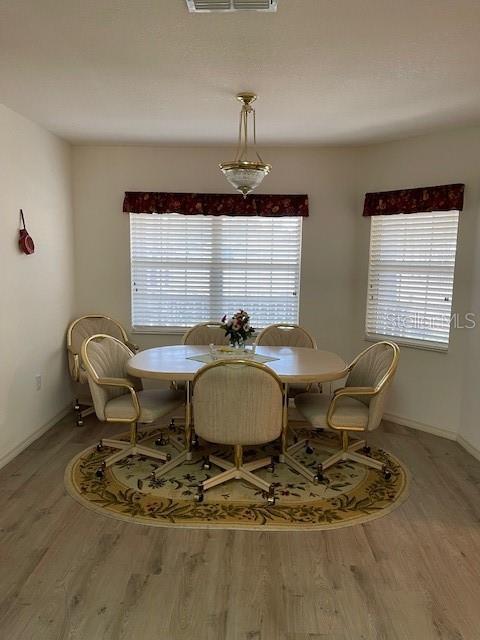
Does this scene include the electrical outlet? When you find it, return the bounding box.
[35,374,42,391]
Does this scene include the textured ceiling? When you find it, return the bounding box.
[1,0,480,145]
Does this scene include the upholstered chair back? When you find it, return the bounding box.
[182,322,229,346]
[346,341,399,431]
[67,315,128,381]
[193,361,283,446]
[255,324,317,348]
[81,335,139,421]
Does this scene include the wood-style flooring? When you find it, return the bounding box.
[0,413,479,640]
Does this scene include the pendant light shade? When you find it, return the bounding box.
[220,93,271,197]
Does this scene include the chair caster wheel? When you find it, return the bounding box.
[194,485,204,502]
[202,458,211,470]
[383,467,392,481]
[313,465,324,483]
[165,453,172,461]
[266,487,276,505]
[155,436,169,447]
[74,404,81,412]
[76,419,84,427]
[148,471,159,485]
[95,465,105,479]
[266,463,275,473]
[96,441,104,452]
[191,437,199,449]
[363,445,371,454]
[305,445,314,455]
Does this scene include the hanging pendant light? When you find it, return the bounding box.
[220,93,271,198]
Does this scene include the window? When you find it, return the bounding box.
[130,213,302,331]
[366,210,459,350]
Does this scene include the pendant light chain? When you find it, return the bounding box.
[234,103,265,164]
[242,105,248,160]
[253,109,265,164]
[235,107,243,162]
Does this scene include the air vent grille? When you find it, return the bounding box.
[186,0,277,12]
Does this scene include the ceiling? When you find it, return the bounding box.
[1,0,480,145]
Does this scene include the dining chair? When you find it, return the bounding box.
[192,359,284,504]
[255,323,319,396]
[255,323,317,349]
[67,314,138,426]
[81,334,185,478]
[171,322,230,404]
[291,341,399,482]
[181,322,229,345]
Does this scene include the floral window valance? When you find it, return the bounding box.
[363,183,464,216]
[123,192,309,217]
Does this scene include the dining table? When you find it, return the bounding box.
[127,344,347,478]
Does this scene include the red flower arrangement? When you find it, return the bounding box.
[221,310,255,348]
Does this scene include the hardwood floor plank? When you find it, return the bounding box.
[0,414,479,639]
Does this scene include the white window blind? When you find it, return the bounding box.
[130,213,302,330]
[366,210,459,350]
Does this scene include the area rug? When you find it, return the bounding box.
[65,423,409,531]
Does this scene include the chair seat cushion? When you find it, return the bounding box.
[295,392,369,429]
[105,389,184,423]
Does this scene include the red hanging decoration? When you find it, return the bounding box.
[18,209,35,255]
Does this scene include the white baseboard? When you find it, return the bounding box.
[0,404,72,470]
[457,434,480,463]
[384,412,480,462]
[383,413,458,441]
[2,405,479,469]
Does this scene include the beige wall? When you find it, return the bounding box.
[72,145,360,358]
[0,104,75,466]
[72,131,480,457]
[355,127,480,449]
[2,106,478,466]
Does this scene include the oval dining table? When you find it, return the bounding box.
[127,344,347,481]
[127,344,346,384]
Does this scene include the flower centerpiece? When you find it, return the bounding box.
[221,310,255,349]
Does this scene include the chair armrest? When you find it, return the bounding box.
[96,376,141,421]
[125,340,139,353]
[333,386,377,398]
[96,376,135,388]
[326,386,376,432]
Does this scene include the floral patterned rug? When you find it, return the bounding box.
[65,423,409,531]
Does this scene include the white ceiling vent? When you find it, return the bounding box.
[186,0,277,12]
